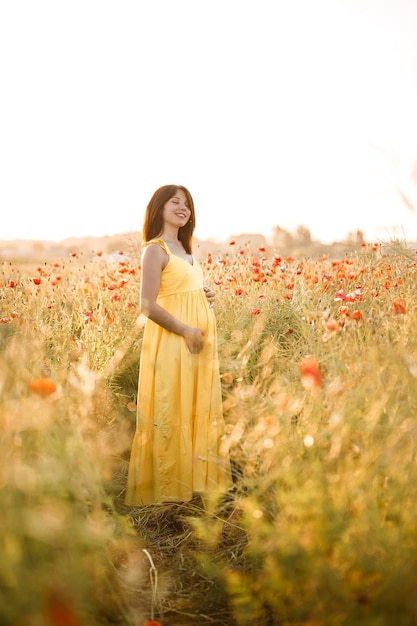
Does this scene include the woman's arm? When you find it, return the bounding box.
[140,244,206,354]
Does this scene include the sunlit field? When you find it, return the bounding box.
[1,238,417,626]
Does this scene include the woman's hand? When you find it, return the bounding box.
[183,327,206,354]
[203,285,216,308]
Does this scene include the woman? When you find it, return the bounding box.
[125,184,232,506]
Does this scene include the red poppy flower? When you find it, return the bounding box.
[338,306,350,317]
[44,587,80,626]
[82,310,97,322]
[392,298,406,315]
[32,277,42,285]
[251,308,262,315]
[326,318,342,333]
[29,377,57,397]
[334,287,363,303]
[299,356,322,390]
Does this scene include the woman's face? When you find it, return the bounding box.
[162,189,191,229]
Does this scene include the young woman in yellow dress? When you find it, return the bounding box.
[125,184,232,506]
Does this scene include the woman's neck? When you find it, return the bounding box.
[159,227,179,243]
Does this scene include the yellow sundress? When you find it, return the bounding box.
[125,239,232,506]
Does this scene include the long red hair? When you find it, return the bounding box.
[141,185,196,254]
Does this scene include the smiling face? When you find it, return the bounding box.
[142,184,195,253]
[162,189,191,230]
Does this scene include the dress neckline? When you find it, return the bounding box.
[162,240,194,266]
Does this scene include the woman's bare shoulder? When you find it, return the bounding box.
[142,240,169,268]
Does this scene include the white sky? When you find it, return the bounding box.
[1,0,417,244]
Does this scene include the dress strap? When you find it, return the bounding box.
[142,238,171,255]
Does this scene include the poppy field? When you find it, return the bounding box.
[1,238,417,625]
